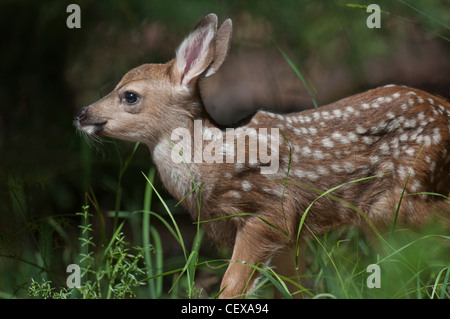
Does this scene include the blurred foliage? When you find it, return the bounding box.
[0,0,448,298]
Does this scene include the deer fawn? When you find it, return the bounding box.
[76,13,450,298]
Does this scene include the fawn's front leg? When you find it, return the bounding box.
[219,220,285,299]
[271,241,306,299]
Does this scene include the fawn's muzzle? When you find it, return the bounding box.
[76,106,107,134]
[76,107,89,125]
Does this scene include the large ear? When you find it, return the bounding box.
[173,14,218,88]
[204,19,232,78]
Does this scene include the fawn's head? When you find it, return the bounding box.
[76,14,232,147]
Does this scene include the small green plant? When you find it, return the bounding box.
[28,204,149,299]
[28,143,153,299]
[28,278,71,299]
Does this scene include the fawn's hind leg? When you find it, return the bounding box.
[363,192,450,251]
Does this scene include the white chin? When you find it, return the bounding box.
[78,124,97,135]
[85,125,97,135]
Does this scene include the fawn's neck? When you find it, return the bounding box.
[148,97,219,211]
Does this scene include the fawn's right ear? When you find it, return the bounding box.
[172,14,232,89]
[172,14,217,89]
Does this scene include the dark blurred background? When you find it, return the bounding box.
[0,0,448,297]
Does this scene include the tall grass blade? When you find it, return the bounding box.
[390,145,425,240]
[142,166,157,298]
[275,43,318,108]
[142,172,187,260]
[113,142,140,230]
[150,226,163,298]
[236,261,293,299]
[431,267,450,299]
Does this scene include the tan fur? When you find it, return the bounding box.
[76,14,450,298]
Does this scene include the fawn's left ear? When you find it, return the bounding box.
[172,14,232,89]
[204,18,232,78]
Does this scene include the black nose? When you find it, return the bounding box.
[76,107,88,124]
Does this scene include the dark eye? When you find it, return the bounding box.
[124,91,139,104]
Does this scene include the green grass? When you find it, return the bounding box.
[23,137,449,299]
